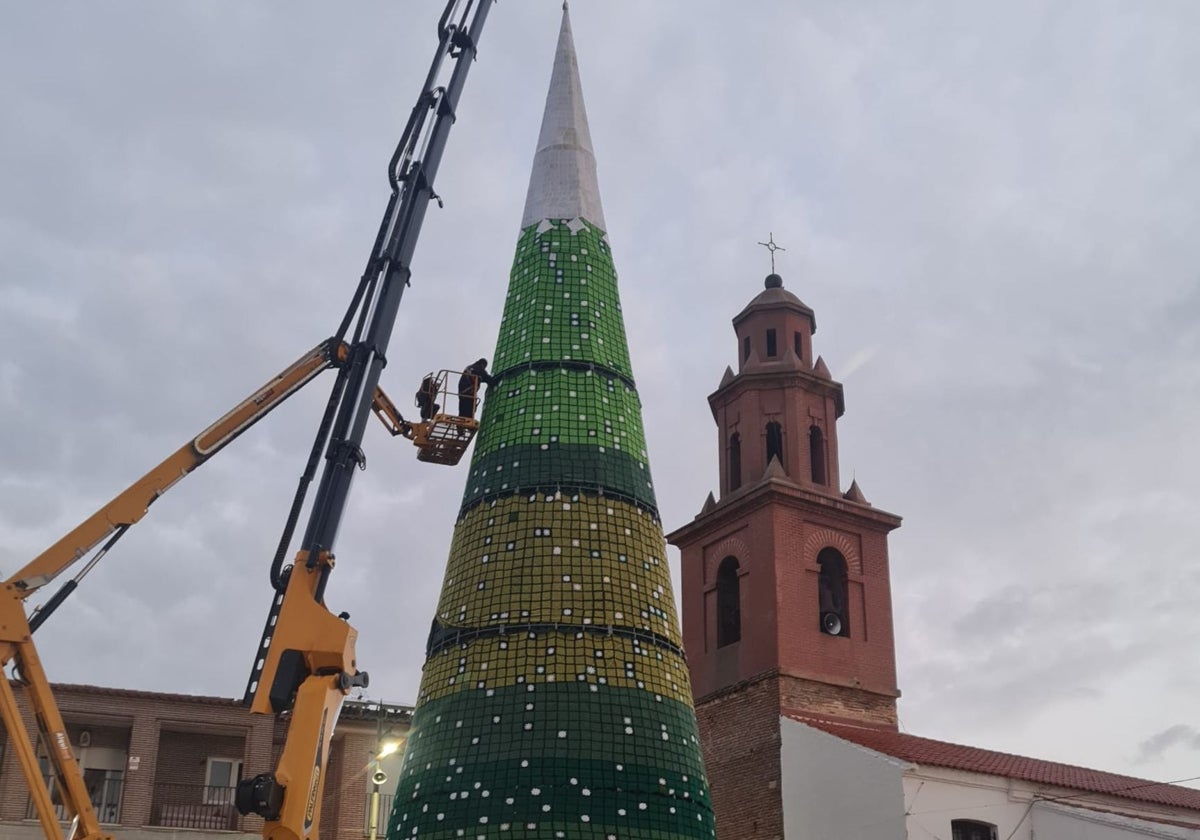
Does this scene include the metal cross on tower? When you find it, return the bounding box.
[758,232,786,274]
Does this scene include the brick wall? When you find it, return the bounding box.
[777,673,897,728]
[155,730,246,787]
[65,722,128,751]
[320,728,378,840]
[320,733,348,838]
[695,673,784,840]
[0,687,40,821]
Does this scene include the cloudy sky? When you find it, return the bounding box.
[3,1,1199,791]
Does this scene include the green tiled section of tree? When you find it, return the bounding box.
[493,222,632,378]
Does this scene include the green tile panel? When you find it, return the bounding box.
[464,362,656,514]
[389,683,712,840]
[492,222,633,379]
[419,630,693,708]
[462,445,656,515]
[434,496,681,649]
[474,368,648,461]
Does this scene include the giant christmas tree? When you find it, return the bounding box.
[388,8,714,840]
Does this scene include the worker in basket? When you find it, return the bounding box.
[457,358,495,419]
[415,373,440,421]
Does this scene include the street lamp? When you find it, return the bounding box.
[378,741,402,759]
[369,738,405,840]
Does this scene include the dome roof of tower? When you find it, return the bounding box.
[732,274,817,330]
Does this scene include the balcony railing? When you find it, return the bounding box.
[366,792,395,835]
[150,783,240,831]
[26,777,123,825]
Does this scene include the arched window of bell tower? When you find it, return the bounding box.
[716,556,741,647]
[817,547,849,637]
[765,422,783,465]
[809,425,827,485]
[728,433,742,491]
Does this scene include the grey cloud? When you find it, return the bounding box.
[1136,726,1200,764]
[3,0,1200,790]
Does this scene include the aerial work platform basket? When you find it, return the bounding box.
[413,413,480,464]
[370,369,483,466]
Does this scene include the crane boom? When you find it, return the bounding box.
[1,338,347,840]
[237,2,495,839]
[8,339,345,598]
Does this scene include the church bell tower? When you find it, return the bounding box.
[666,270,902,838]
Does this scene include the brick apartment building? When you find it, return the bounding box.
[0,683,411,840]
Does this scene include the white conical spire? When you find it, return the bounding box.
[520,4,607,231]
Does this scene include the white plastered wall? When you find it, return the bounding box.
[902,768,1035,840]
[903,766,1200,840]
[780,718,908,840]
[1032,801,1200,839]
[780,720,1200,839]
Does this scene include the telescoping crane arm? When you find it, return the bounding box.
[235,3,495,840]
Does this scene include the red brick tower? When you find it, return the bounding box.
[666,271,902,839]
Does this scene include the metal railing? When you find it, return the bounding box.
[25,776,123,824]
[149,783,240,831]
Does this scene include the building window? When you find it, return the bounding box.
[742,335,751,362]
[794,331,803,361]
[29,759,124,824]
[809,425,826,485]
[951,820,997,840]
[729,433,742,491]
[83,768,124,823]
[204,758,242,804]
[716,556,741,647]
[766,329,777,357]
[766,421,783,465]
[817,547,849,637]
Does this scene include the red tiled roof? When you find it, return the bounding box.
[791,715,1200,812]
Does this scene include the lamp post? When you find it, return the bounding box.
[369,736,403,840]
